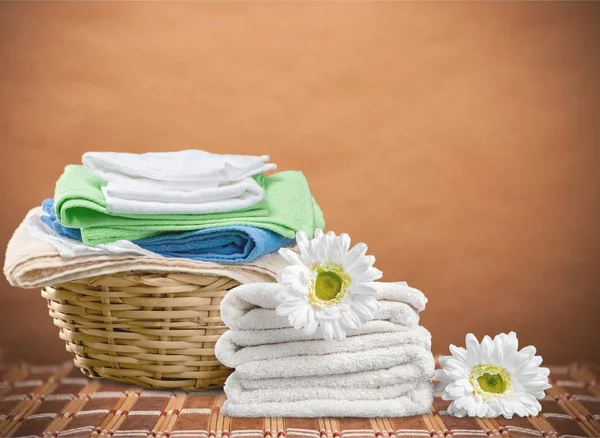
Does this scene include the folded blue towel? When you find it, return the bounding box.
[41,199,295,263]
[41,199,82,240]
[134,226,295,263]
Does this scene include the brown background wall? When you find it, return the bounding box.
[1,2,599,365]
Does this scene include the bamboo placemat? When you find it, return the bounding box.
[0,362,598,438]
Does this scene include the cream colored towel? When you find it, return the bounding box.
[4,208,286,288]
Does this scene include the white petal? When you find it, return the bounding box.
[448,345,470,366]
[352,282,381,296]
[480,336,493,364]
[321,321,334,341]
[279,264,312,291]
[289,307,309,329]
[278,247,304,266]
[295,231,310,259]
[346,254,375,278]
[502,331,519,353]
[305,231,325,264]
[353,294,379,310]
[330,233,350,264]
[447,403,467,418]
[302,311,319,336]
[340,308,362,330]
[519,345,537,358]
[342,242,368,271]
[465,333,481,366]
[274,287,306,302]
[489,337,505,366]
[316,232,332,262]
[476,403,488,417]
[349,301,375,321]
[485,399,502,418]
[323,305,342,317]
[331,320,346,341]
[445,380,471,398]
[275,300,307,316]
[454,395,476,411]
[538,367,550,377]
[361,267,383,282]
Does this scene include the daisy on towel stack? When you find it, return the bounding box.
[215,230,435,418]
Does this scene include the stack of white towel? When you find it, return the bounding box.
[215,282,435,417]
[83,150,276,214]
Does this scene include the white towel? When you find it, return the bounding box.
[216,325,432,370]
[100,179,266,215]
[222,382,433,417]
[103,177,263,204]
[82,150,276,214]
[220,328,435,417]
[231,339,433,381]
[230,344,435,390]
[224,372,431,403]
[219,282,427,331]
[83,150,276,185]
[215,320,420,349]
[215,282,434,418]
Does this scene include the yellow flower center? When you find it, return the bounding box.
[308,263,350,308]
[470,364,511,400]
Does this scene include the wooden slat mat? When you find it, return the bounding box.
[0,362,599,437]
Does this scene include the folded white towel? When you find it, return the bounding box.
[220,282,427,331]
[234,345,435,390]
[224,372,431,403]
[215,319,419,348]
[216,281,433,418]
[83,150,276,184]
[216,325,431,369]
[220,328,432,380]
[100,183,265,215]
[82,150,276,214]
[103,177,263,204]
[222,381,433,417]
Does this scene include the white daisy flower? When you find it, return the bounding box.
[435,332,552,418]
[275,229,383,341]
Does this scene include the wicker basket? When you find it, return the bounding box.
[41,272,240,390]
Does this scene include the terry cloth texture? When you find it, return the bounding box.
[223,381,434,418]
[41,198,82,240]
[216,326,432,373]
[215,282,435,417]
[4,208,288,288]
[40,199,294,263]
[54,165,324,245]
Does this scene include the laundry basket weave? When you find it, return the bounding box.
[41,272,240,390]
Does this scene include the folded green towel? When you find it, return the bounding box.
[55,165,325,245]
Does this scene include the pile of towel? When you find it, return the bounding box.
[4,150,324,287]
[215,282,435,417]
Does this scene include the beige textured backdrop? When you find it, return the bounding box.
[1,2,599,365]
